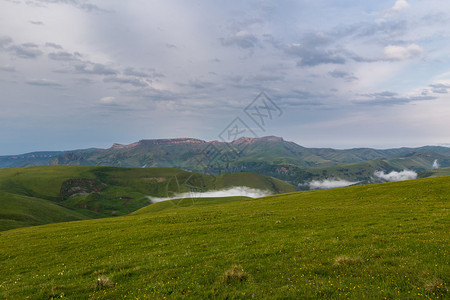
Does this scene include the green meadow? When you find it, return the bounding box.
[0,176,448,299]
[0,166,295,231]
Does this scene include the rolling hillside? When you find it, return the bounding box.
[419,167,450,178]
[0,176,448,298]
[1,137,449,191]
[0,166,295,231]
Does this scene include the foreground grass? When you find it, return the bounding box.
[0,177,449,299]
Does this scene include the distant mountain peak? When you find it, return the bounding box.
[110,138,208,149]
[111,142,141,149]
[111,136,285,149]
[138,138,208,146]
[231,136,284,144]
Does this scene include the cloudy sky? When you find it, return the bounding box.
[1,0,450,154]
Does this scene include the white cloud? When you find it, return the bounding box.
[374,170,417,182]
[432,159,440,169]
[100,96,115,104]
[308,179,359,190]
[392,0,410,11]
[383,44,423,60]
[148,186,271,203]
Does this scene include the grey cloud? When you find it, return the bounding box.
[8,44,43,59]
[329,70,358,82]
[331,20,408,40]
[409,95,436,101]
[420,12,450,26]
[289,21,410,65]
[26,0,106,13]
[356,20,407,38]
[430,83,450,88]
[74,62,117,75]
[0,66,15,72]
[104,76,149,87]
[77,2,105,12]
[220,32,259,49]
[188,79,214,89]
[165,43,177,49]
[152,72,165,78]
[26,79,62,87]
[282,97,324,107]
[431,88,448,94]
[357,91,436,105]
[30,20,44,25]
[273,89,328,107]
[228,75,243,83]
[261,34,284,49]
[45,42,63,49]
[123,67,164,80]
[22,42,39,48]
[430,83,450,94]
[301,32,334,47]
[0,37,42,59]
[292,89,318,99]
[48,51,82,61]
[363,91,398,98]
[0,36,13,49]
[248,73,284,82]
[286,44,346,67]
[75,77,95,85]
[123,67,150,78]
[282,19,411,67]
[120,87,179,102]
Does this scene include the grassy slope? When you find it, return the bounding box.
[131,196,250,214]
[214,172,294,193]
[0,176,448,299]
[0,166,296,231]
[0,191,89,231]
[420,167,450,178]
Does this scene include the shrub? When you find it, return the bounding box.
[223,265,249,284]
[95,276,113,290]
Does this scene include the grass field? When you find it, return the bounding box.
[0,166,295,231]
[0,176,448,299]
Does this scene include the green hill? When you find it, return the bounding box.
[0,166,295,231]
[131,196,250,214]
[419,167,450,178]
[0,176,448,299]
[0,191,89,232]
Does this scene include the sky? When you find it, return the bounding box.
[1,0,450,155]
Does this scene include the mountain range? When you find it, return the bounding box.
[1,136,450,187]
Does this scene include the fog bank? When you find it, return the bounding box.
[308,179,359,190]
[374,170,417,182]
[149,186,271,203]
